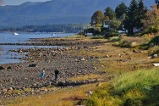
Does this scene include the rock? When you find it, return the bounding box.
[149,43,154,47]
[2,88,8,94]
[153,63,159,66]
[58,81,66,86]
[28,64,37,67]
[24,77,28,80]
[33,83,37,87]
[131,42,137,47]
[0,66,5,70]
[81,58,85,61]
[7,66,12,70]
[151,54,158,58]
[75,58,80,62]
[18,49,23,53]
[9,87,13,90]
[83,46,88,49]
[132,49,138,53]
[96,83,102,87]
[40,89,48,92]
[86,91,93,96]
[45,81,52,86]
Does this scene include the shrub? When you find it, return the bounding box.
[148,46,159,55]
[113,35,147,48]
[109,36,120,42]
[104,31,118,38]
[149,36,159,45]
[91,36,105,39]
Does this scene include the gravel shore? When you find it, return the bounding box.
[0,37,105,99]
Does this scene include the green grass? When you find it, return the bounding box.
[91,36,105,39]
[112,35,147,48]
[0,84,98,106]
[85,68,159,106]
[109,36,120,42]
[148,46,159,55]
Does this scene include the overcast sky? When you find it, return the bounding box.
[3,0,50,5]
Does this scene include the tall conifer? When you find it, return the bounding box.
[115,2,127,19]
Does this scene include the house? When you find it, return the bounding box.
[103,20,112,28]
[103,20,127,35]
[103,20,114,31]
[84,32,93,36]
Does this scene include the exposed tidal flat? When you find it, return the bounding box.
[0,32,75,64]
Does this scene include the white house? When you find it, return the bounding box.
[103,20,114,31]
[103,20,112,28]
[84,32,93,36]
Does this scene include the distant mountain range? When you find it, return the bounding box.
[0,0,155,28]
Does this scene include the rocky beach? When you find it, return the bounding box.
[0,37,107,99]
[0,35,155,101]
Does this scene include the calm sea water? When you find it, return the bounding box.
[0,32,75,64]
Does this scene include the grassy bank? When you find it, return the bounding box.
[85,68,159,106]
[0,83,98,106]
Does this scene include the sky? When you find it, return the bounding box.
[0,0,155,6]
[2,0,50,5]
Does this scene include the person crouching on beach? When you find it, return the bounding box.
[40,68,45,80]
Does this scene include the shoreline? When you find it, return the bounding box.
[0,37,106,99]
[0,35,154,100]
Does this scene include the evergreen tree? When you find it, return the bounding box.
[115,2,127,19]
[155,0,159,8]
[123,0,146,35]
[124,0,138,35]
[136,0,147,28]
[104,7,116,20]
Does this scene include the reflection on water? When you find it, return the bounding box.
[0,32,74,64]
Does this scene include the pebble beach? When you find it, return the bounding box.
[0,37,105,99]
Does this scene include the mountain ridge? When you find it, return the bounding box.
[0,0,155,28]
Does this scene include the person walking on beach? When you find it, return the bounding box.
[54,69,59,82]
[40,68,45,80]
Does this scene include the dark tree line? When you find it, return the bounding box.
[0,24,85,33]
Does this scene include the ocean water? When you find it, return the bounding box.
[0,32,75,64]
